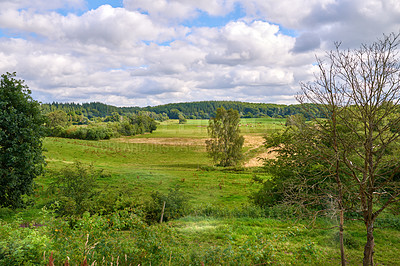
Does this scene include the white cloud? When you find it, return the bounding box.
[1,0,399,106]
[202,21,295,66]
[0,0,85,12]
[0,5,188,47]
[123,0,236,23]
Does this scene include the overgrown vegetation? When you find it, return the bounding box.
[0,115,399,265]
[255,33,400,265]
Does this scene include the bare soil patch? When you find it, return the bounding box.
[243,135,265,148]
[244,150,277,167]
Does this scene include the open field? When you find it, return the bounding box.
[1,118,399,265]
[42,118,283,207]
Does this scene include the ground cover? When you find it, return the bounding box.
[1,118,399,265]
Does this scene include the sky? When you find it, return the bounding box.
[1,0,400,107]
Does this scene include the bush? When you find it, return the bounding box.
[48,162,99,216]
[145,187,189,223]
[249,178,282,208]
[61,125,114,140]
[0,218,50,265]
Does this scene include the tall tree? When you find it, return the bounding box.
[294,33,400,265]
[206,107,244,167]
[0,72,46,208]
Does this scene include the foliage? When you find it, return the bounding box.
[0,72,46,208]
[41,100,325,120]
[259,33,400,265]
[178,113,187,124]
[0,217,50,265]
[145,186,189,223]
[62,125,114,140]
[206,107,244,167]
[45,110,70,133]
[46,113,158,140]
[48,162,100,216]
[249,175,283,208]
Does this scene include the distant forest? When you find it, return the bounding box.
[41,101,323,120]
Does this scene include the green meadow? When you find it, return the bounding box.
[1,118,399,265]
[42,118,285,206]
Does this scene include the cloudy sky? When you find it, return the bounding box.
[1,0,399,107]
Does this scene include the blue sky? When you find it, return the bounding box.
[0,0,399,107]
[87,1,123,9]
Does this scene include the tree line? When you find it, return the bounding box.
[45,110,158,140]
[41,101,324,120]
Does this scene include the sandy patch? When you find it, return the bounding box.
[244,150,277,167]
[46,158,74,164]
[243,135,265,148]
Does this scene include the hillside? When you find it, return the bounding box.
[41,100,322,119]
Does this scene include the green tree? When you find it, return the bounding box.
[206,107,244,166]
[0,72,46,208]
[45,110,69,136]
[46,110,69,128]
[262,33,400,265]
[178,114,187,124]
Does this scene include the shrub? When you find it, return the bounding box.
[48,162,99,216]
[249,178,282,208]
[0,218,50,265]
[145,187,189,223]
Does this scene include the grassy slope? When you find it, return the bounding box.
[42,118,283,207]
[3,118,399,265]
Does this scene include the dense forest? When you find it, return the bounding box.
[41,101,323,119]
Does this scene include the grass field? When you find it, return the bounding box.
[41,118,284,207]
[1,118,399,265]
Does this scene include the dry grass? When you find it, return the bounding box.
[115,135,274,167]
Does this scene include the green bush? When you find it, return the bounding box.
[0,218,50,265]
[145,187,189,223]
[48,162,99,216]
[249,178,282,208]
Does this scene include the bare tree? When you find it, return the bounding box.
[298,33,400,265]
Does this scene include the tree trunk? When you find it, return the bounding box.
[363,222,375,266]
[339,209,346,266]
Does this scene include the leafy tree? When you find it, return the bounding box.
[263,33,400,265]
[145,186,189,223]
[206,107,244,166]
[46,110,69,128]
[178,114,187,124]
[104,112,121,122]
[0,72,46,208]
[45,110,69,136]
